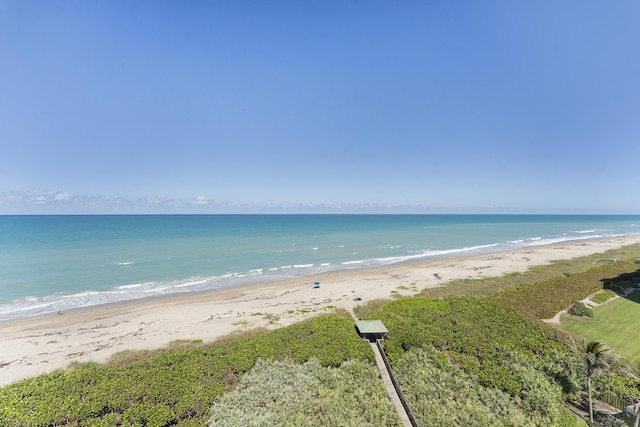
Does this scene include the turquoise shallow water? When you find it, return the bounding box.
[1,214,639,320]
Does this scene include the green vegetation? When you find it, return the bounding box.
[209,358,402,426]
[591,289,617,304]
[353,298,389,318]
[395,347,557,426]
[363,297,583,425]
[0,312,373,426]
[420,243,640,301]
[372,296,558,366]
[568,301,594,318]
[488,262,640,321]
[592,369,640,406]
[167,339,204,348]
[560,290,640,368]
[583,341,611,424]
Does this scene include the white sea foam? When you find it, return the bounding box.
[116,283,143,289]
[144,287,169,293]
[175,279,208,288]
[62,291,100,298]
[0,228,629,323]
[5,301,57,313]
[3,215,639,322]
[518,234,609,248]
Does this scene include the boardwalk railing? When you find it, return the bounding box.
[602,391,627,411]
[376,340,420,427]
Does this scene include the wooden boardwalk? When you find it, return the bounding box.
[369,342,414,427]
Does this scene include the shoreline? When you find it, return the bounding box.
[2,234,640,386]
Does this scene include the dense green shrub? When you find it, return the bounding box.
[496,350,564,419]
[591,289,617,304]
[367,296,587,412]
[538,347,585,400]
[0,312,373,426]
[593,370,640,405]
[568,301,594,317]
[394,346,579,426]
[373,296,555,366]
[395,347,537,426]
[489,263,640,320]
[594,412,627,427]
[209,358,402,426]
[419,244,640,301]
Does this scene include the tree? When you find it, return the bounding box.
[583,340,610,424]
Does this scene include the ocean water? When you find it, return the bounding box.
[1,214,639,321]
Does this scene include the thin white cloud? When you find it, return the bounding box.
[0,189,595,214]
[0,189,73,206]
[54,192,73,201]
[0,190,229,213]
[193,195,210,206]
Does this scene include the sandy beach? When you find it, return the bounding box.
[2,234,639,386]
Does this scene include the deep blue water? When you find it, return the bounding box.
[1,214,638,320]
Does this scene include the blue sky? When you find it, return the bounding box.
[1,1,639,214]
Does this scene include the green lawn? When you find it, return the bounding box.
[559,290,640,366]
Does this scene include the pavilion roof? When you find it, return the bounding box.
[355,320,389,335]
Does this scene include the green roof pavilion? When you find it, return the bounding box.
[355,320,389,341]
